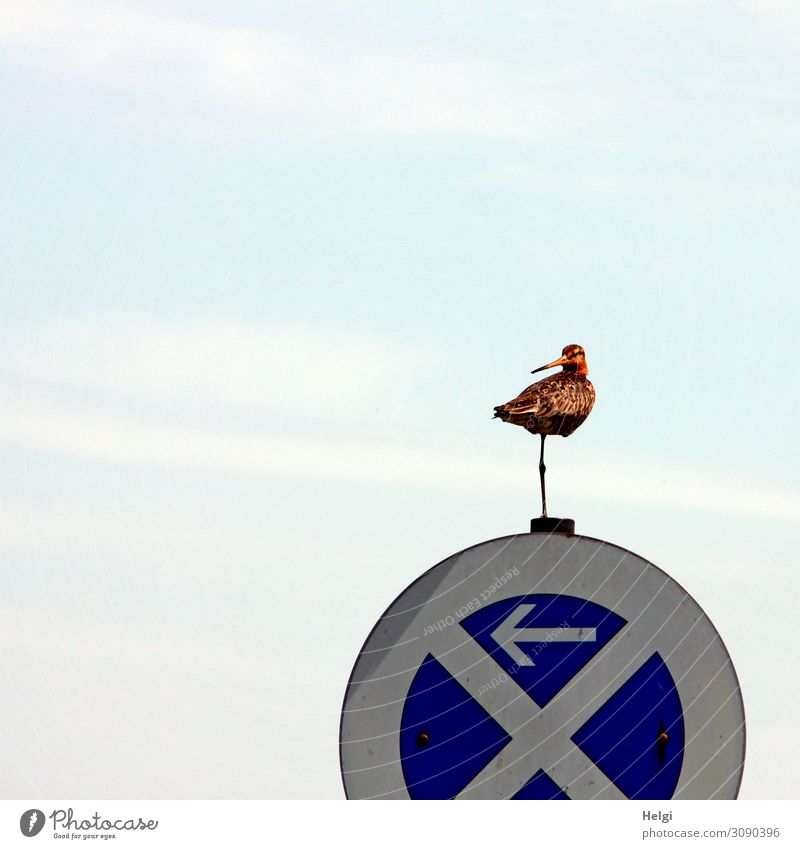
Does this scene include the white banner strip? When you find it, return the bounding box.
[1,800,796,848]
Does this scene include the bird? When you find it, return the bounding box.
[493,344,595,518]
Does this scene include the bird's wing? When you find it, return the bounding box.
[498,375,570,417]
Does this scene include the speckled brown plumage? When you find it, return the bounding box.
[493,343,595,517]
[493,367,595,436]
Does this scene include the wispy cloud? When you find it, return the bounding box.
[0,0,609,143]
[3,388,800,520]
[1,315,449,421]
[2,315,799,521]
[475,161,800,213]
[4,0,798,152]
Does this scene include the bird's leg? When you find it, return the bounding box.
[539,434,547,518]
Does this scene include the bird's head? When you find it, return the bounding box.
[531,344,588,376]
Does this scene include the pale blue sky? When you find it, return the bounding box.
[1,0,799,798]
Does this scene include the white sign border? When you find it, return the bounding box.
[340,532,746,800]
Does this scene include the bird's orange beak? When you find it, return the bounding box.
[531,354,569,374]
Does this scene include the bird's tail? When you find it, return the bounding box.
[492,404,509,421]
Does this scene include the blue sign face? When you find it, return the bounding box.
[460,594,627,707]
[399,594,685,800]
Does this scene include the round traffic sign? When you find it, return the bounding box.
[340,533,745,799]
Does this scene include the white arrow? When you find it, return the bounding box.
[490,604,597,667]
